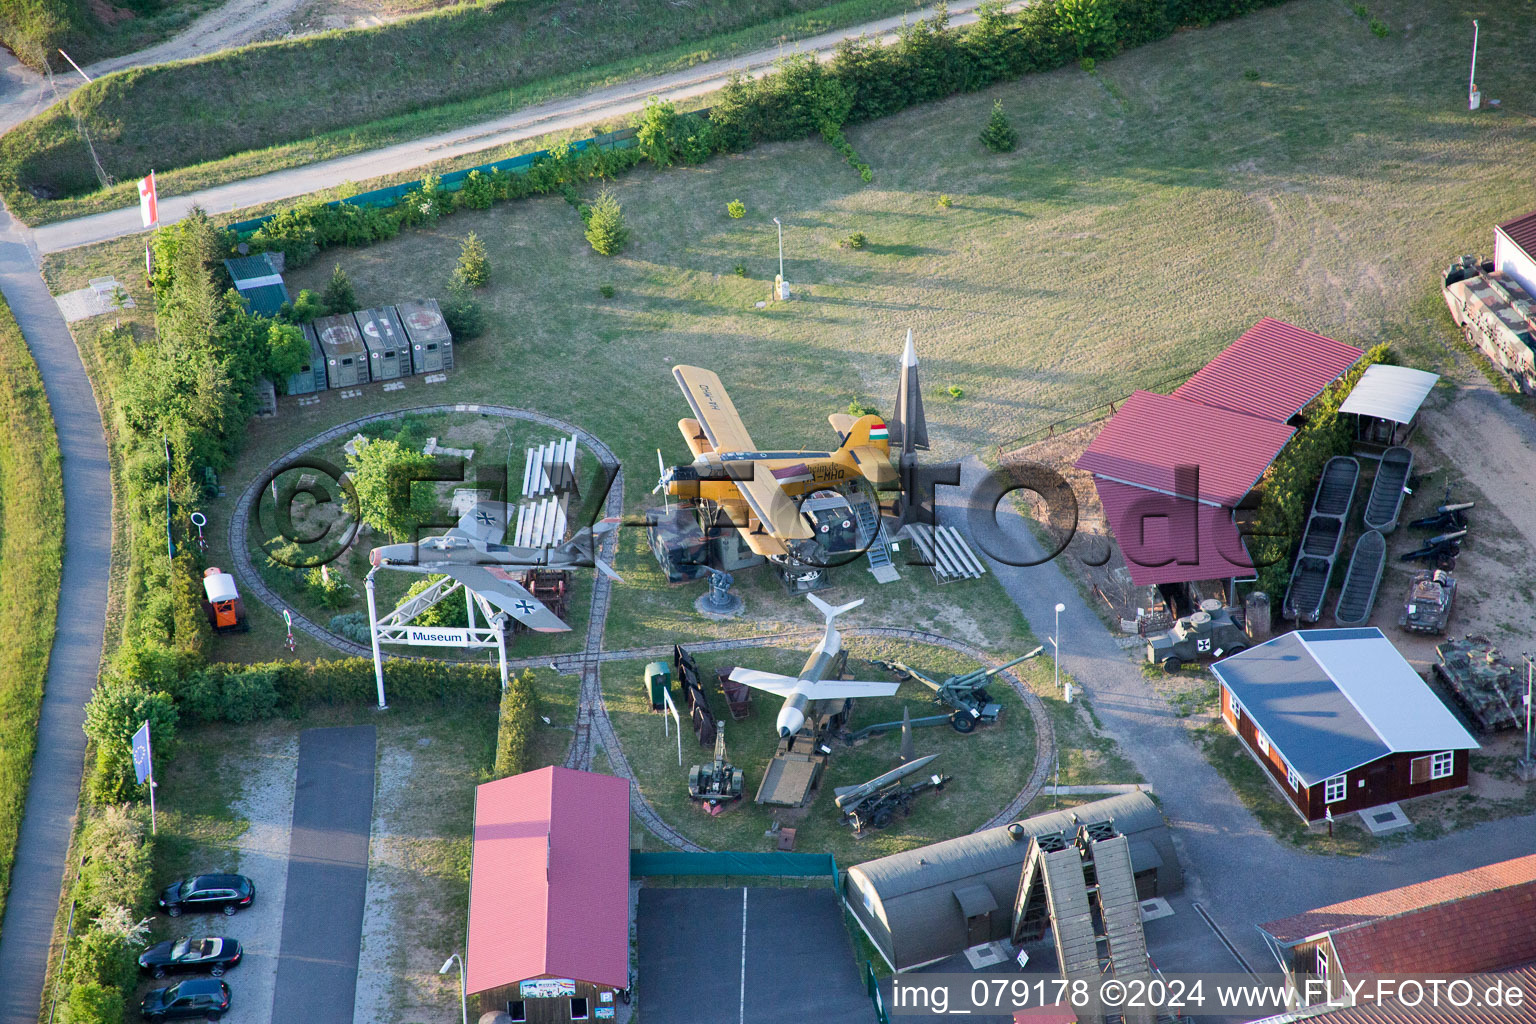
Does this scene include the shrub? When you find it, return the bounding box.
[288,288,326,323]
[441,284,485,340]
[936,194,953,208]
[82,680,178,804]
[321,264,357,314]
[848,399,880,416]
[400,575,467,628]
[459,170,495,210]
[584,191,629,256]
[494,670,538,778]
[947,385,964,399]
[635,97,682,168]
[1243,68,1260,81]
[454,232,490,290]
[1351,2,1367,16]
[734,263,747,277]
[727,200,745,219]
[1079,56,1096,72]
[346,437,439,541]
[75,806,154,921]
[1058,0,1119,58]
[304,566,353,610]
[841,232,867,249]
[62,923,141,994]
[61,981,123,1024]
[1369,17,1388,37]
[328,612,372,646]
[980,100,1018,152]
[599,284,615,298]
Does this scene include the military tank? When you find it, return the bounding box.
[1399,569,1456,634]
[1146,600,1249,672]
[1433,636,1524,732]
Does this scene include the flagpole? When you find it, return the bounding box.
[146,724,157,836]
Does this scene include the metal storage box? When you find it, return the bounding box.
[315,314,368,388]
[285,324,328,396]
[357,307,408,381]
[396,298,455,373]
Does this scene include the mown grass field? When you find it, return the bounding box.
[0,295,63,937]
[0,0,927,223]
[0,0,223,71]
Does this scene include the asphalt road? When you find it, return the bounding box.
[0,204,112,1021]
[26,0,1021,256]
[269,726,376,1023]
[939,456,1536,968]
[638,887,872,1024]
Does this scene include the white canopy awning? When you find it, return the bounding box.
[1338,364,1439,425]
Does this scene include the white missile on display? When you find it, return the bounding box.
[832,753,941,810]
[728,593,901,738]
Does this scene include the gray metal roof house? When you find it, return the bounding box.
[1211,628,1479,822]
[842,792,1180,972]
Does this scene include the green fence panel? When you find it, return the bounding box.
[866,961,890,1024]
[629,850,837,878]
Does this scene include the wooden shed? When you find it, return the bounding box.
[315,313,368,388]
[397,298,455,373]
[1212,627,1479,823]
[356,307,409,381]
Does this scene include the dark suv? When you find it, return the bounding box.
[158,874,255,917]
[140,977,231,1021]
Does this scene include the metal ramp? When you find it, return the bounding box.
[1089,834,1150,978]
[522,433,580,497]
[512,495,568,547]
[902,523,987,582]
[851,498,900,583]
[1043,845,1099,980]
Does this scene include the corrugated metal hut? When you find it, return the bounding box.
[396,298,455,373]
[843,792,1180,972]
[223,252,290,317]
[315,313,368,388]
[356,307,409,381]
[284,324,328,396]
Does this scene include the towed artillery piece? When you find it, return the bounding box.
[872,647,1042,733]
[688,729,744,806]
[833,753,949,834]
[1400,569,1457,635]
[1400,529,1466,569]
[1146,601,1247,672]
[1410,487,1474,534]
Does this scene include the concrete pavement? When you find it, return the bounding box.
[28,0,1020,255]
[938,456,1536,969]
[0,204,112,1021]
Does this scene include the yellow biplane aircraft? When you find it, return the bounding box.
[657,366,897,559]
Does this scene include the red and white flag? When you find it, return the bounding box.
[138,171,158,228]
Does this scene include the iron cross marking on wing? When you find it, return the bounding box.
[516,600,535,614]
[475,510,496,526]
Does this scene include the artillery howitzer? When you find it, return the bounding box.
[1409,488,1474,533]
[873,647,1042,733]
[833,754,949,834]
[1400,529,1466,569]
[688,728,744,806]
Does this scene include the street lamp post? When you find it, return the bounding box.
[773,217,784,280]
[440,954,467,1024]
[1053,603,1067,702]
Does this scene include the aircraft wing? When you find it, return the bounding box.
[736,464,814,541]
[806,679,902,699]
[727,667,802,697]
[673,366,757,453]
[454,501,507,545]
[432,564,570,632]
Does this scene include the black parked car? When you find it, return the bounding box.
[138,935,242,979]
[140,977,231,1021]
[157,875,255,917]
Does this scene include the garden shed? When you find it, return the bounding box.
[1337,364,1438,450]
[842,792,1179,971]
[315,313,368,388]
[397,298,455,373]
[356,307,409,381]
[222,252,289,317]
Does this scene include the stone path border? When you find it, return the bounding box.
[227,408,1053,850]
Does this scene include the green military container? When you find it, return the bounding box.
[645,661,672,710]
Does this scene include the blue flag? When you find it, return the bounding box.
[131,721,153,787]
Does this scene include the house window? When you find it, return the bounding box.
[1325,775,1347,803]
[1255,730,1270,756]
[1317,943,1331,990]
[571,997,590,1020]
[1286,763,1301,790]
[1431,750,1454,779]
[1229,692,1242,721]
[508,1002,526,1022]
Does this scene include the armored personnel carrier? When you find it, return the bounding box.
[1146,600,1248,672]
[1433,636,1523,732]
[1399,569,1456,635]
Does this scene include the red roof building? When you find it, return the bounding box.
[1075,319,1361,588]
[1172,317,1364,423]
[1258,855,1536,1008]
[1495,208,1536,298]
[466,766,632,1021]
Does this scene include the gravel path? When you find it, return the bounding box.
[226,732,299,1024]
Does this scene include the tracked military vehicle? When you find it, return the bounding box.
[1399,569,1456,635]
[1433,636,1524,732]
[1146,601,1248,672]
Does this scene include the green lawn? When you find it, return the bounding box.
[0,0,224,71]
[0,296,63,938]
[1,0,928,224]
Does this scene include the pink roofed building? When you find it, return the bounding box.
[467,766,632,1022]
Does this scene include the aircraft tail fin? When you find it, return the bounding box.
[835,414,890,455]
[807,592,864,625]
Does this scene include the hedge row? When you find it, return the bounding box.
[241,0,1295,268]
[494,670,539,779]
[1248,344,1392,603]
